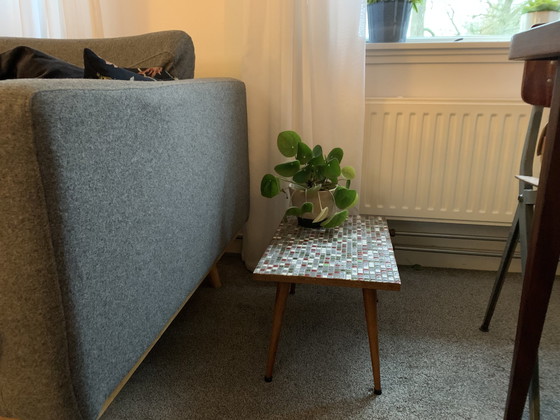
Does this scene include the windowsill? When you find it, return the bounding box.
[366,40,515,65]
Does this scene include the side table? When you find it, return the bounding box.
[253,214,400,394]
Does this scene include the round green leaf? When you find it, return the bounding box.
[277,131,301,157]
[324,158,341,179]
[285,206,303,216]
[334,188,358,209]
[316,164,327,180]
[274,161,301,177]
[327,148,344,163]
[341,166,356,180]
[293,166,313,184]
[309,155,326,166]
[312,145,323,158]
[301,202,313,213]
[296,142,313,164]
[321,210,349,228]
[260,174,281,198]
[285,202,313,217]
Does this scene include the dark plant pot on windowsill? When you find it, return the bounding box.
[367,0,413,43]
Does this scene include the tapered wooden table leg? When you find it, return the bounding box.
[265,282,292,382]
[363,288,382,395]
[207,264,221,288]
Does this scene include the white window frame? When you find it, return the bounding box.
[366,41,512,65]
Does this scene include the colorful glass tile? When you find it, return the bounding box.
[254,215,400,286]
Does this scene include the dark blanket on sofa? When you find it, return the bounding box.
[0,46,84,79]
[0,45,177,81]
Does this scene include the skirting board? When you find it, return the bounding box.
[393,249,521,272]
[388,219,518,271]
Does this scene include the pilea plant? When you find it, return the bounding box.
[260,130,358,228]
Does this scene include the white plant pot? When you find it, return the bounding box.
[520,11,560,31]
[290,187,336,226]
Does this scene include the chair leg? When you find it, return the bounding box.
[518,194,541,420]
[480,210,520,332]
[529,359,541,420]
[518,198,534,268]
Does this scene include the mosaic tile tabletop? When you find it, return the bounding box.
[254,215,400,290]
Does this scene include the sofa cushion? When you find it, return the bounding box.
[83,48,154,81]
[0,46,84,79]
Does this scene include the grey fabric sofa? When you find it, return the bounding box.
[0,31,249,420]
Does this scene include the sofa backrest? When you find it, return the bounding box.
[0,30,195,79]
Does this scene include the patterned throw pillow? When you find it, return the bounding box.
[83,48,155,81]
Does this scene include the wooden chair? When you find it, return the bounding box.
[496,21,560,419]
[479,59,555,420]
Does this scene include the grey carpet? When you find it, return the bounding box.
[102,254,560,420]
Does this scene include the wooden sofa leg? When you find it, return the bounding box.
[207,264,222,288]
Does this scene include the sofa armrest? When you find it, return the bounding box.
[0,78,248,420]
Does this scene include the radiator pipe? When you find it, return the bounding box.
[390,230,507,242]
[393,245,520,259]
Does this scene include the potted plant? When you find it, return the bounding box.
[367,0,424,43]
[520,0,560,30]
[260,131,358,229]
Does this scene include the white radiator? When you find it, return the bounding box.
[360,98,535,225]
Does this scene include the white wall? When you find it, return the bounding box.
[365,42,525,99]
[98,0,244,78]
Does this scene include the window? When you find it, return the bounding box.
[408,0,528,41]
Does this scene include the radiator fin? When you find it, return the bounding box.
[361,99,534,224]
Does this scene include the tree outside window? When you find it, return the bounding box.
[409,0,533,39]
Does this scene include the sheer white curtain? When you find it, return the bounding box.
[0,0,103,38]
[241,0,366,269]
